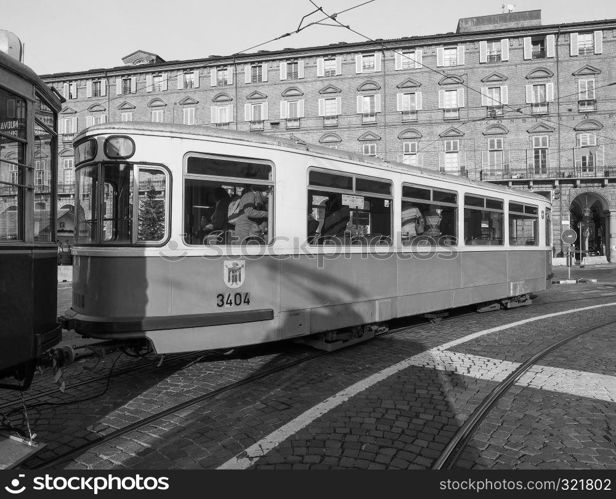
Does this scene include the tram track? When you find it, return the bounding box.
[432,317,616,470]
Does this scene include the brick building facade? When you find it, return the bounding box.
[36,10,616,260]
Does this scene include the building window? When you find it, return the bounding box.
[183,72,196,89]
[251,64,264,83]
[217,68,230,86]
[282,100,303,129]
[122,78,132,95]
[529,83,550,115]
[578,79,596,112]
[486,138,504,175]
[86,114,107,127]
[183,107,196,125]
[323,57,337,77]
[64,82,77,100]
[319,97,341,127]
[287,61,299,80]
[9,164,18,184]
[153,75,164,92]
[61,116,76,135]
[440,89,462,120]
[577,132,597,148]
[151,109,164,123]
[62,158,74,186]
[358,94,380,124]
[35,160,48,186]
[245,102,267,130]
[92,81,102,97]
[399,50,417,70]
[211,105,233,125]
[362,143,377,156]
[397,92,420,122]
[442,140,460,174]
[402,141,418,165]
[121,112,133,122]
[532,135,549,175]
[531,37,546,59]
[486,41,502,62]
[578,33,594,56]
[362,54,375,71]
[482,86,505,117]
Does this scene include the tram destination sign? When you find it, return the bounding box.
[561,229,577,245]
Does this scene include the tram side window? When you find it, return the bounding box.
[307,170,392,245]
[33,123,54,242]
[401,185,457,246]
[464,195,504,245]
[137,168,167,242]
[184,155,273,245]
[0,88,27,241]
[509,203,538,246]
[101,163,133,243]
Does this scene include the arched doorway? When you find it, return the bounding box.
[570,192,609,262]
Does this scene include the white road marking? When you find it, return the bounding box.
[217,302,616,469]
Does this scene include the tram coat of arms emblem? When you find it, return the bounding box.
[223,260,245,288]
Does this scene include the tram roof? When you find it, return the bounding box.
[0,51,62,111]
[78,122,549,204]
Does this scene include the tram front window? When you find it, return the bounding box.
[75,163,167,244]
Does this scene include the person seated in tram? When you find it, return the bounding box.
[320,193,350,243]
[401,204,424,243]
[201,187,231,244]
[231,184,270,244]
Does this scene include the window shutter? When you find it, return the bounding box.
[479,41,487,63]
[245,65,251,84]
[375,52,382,72]
[570,32,579,56]
[594,30,603,54]
[101,114,107,124]
[262,63,268,82]
[263,101,268,120]
[355,54,362,73]
[317,57,324,77]
[482,151,488,168]
[523,37,532,60]
[210,69,217,87]
[72,117,78,133]
[416,92,423,110]
[177,74,184,89]
[546,82,554,102]
[101,79,107,97]
[336,56,342,75]
[298,99,304,117]
[481,87,488,106]
[298,60,305,79]
[318,98,325,116]
[436,47,444,67]
[394,51,402,70]
[396,93,403,111]
[590,134,597,146]
[86,80,92,98]
[280,62,287,81]
[130,77,137,93]
[357,95,363,113]
[336,97,342,115]
[161,73,168,91]
[86,116,93,127]
[546,34,556,57]
[115,78,122,95]
[438,89,445,108]
[526,84,534,103]
[146,74,153,92]
[578,79,585,99]
[588,79,596,99]
[63,83,69,99]
[457,88,465,108]
[501,85,508,105]
[193,70,200,88]
[414,49,422,68]
[59,118,65,134]
[280,101,287,119]
[244,103,252,121]
[211,106,217,124]
[501,39,510,61]
[375,94,381,112]
[457,45,465,65]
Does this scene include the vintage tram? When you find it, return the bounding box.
[0,31,62,389]
[65,122,551,353]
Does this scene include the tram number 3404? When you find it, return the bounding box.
[216,292,251,308]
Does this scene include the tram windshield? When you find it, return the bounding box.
[75,163,167,244]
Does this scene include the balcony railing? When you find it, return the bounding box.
[323,116,338,127]
[487,53,501,63]
[439,166,468,177]
[486,106,504,118]
[443,108,460,120]
[401,110,418,122]
[250,121,264,131]
[531,103,548,115]
[362,113,377,124]
[578,99,597,112]
[532,49,546,59]
[286,118,300,129]
[481,165,616,181]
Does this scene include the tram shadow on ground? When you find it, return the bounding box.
[106,258,483,471]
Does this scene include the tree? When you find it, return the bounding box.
[138,183,165,241]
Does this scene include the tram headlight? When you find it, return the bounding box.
[104,135,135,159]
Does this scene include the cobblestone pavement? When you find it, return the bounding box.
[3,268,616,470]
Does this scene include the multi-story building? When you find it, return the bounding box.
[38,9,616,261]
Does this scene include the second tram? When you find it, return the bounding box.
[0,31,62,388]
[65,122,552,353]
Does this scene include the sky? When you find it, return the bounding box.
[3,0,616,76]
